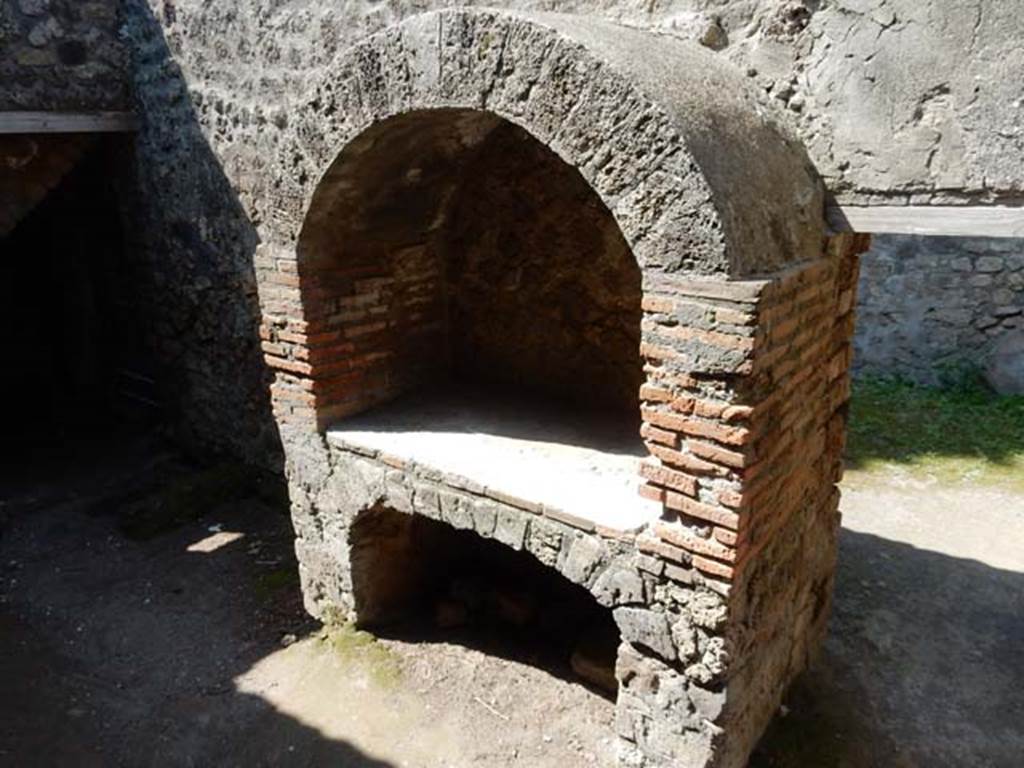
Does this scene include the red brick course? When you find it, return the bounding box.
[639,234,868,582]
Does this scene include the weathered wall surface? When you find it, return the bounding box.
[112,1,278,465]
[443,121,643,412]
[0,0,128,110]
[854,235,1024,385]
[556,0,1024,204]
[739,0,1024,204]
[117,0,1023,462]
[129,0,1023,202]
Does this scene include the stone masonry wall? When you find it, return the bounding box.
[854,234,1024,386]
[116,1,279,465]
[0,0,128,111]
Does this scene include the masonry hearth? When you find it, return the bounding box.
[256,9,866,767]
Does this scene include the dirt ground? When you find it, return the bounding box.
[1,430,1021,767]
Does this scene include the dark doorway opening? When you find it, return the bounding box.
[0,137,156,466]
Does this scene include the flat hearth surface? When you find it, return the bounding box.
[326,389,659,532]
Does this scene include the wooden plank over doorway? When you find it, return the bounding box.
[0,111,139,134]
[828,205,1024,239]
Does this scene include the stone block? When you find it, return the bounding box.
[469,499,497,537]
[527,517,564,567]
[493,508,528,551]
[439,490,474,530]
[411,485,441,519]
[976,256,1005,272]
[614,608,676,662]
[985,330,1024,395]
[560,534,607,585]
[592,561,646,607]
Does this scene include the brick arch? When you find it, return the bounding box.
[268,9,718,274]
[344,502,627,625]
[338,494,659,696]
[340,498,663,711]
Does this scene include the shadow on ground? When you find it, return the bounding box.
[0,430,393,768]
[753,527,1024,768]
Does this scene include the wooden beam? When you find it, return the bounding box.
[0,111,138,134]
[828,204,1024,238]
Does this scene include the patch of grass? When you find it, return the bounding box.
[845,375,1024,489]
[321,622,402,689]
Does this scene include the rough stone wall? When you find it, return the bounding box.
[736,0,1024,204]
[854,234,1024,385]
[128,0,1023,202]
[443,121,643,412]
[115,2,279,465]
[0,0,128,111]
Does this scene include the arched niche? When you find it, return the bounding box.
[295,106,656,532]
[297,107,644,428]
